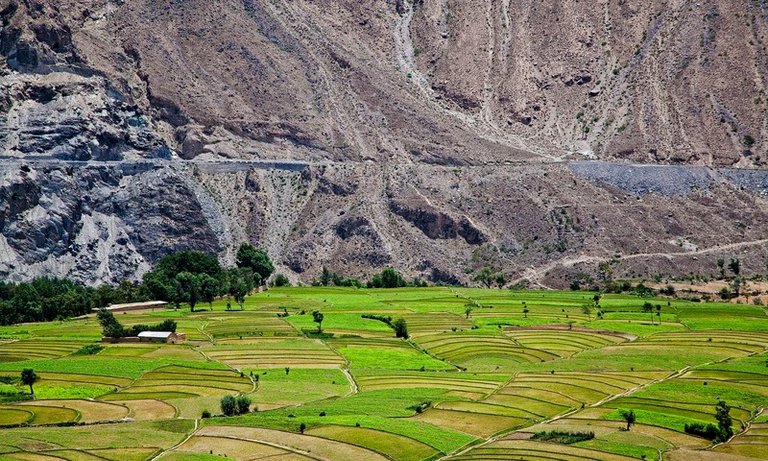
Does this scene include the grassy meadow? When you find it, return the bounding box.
[0,286,766,460]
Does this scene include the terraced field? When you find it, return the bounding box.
[0,287,766,461]
[0,340,88,362]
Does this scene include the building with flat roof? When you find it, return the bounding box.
[136,331,186,343]
[94,301,168,313]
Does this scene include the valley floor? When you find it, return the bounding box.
[0,287,767,461]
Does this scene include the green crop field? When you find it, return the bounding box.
[0,286,766,461]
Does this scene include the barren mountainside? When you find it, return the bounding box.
[1,0,768,286]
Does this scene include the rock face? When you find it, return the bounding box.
[1,0,768,287]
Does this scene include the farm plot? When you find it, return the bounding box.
[627,331,768,356]
[505,329,628,357]
[0,340,89,362]
[101,365,252,401]
[602,395,752,428]
[483,371,664,421]
[0,420,191,459]
[250,368,350,408]
[307,425,438,461]
[334,340,454,371]
[400,313,474,336]
[201,313,298,338]
[415,333,558,370]
[14,399,129,423]
[448,439,638,461]
[203,338,346,369]
[0,404,78,425]
[716,421,768,459]
[356,373,503,399]
[190,426,390,461]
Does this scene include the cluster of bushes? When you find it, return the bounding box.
[0,277,113,326]
[531,430,595,444]
[97,309,177,338]
[684,401,734,442]
[219,395,252,416]
[142,244,273,312]
[314,267,363,288]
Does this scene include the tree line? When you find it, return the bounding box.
[0,243,274,325]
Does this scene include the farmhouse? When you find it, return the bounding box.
[138,331,187,343]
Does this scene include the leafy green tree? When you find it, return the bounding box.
[312,310,324,333]
[715,400,733,442]
[198,274,219,311]
[642,302,654,324]
[271,273,290,287]
[473,266,495,289]
[393,318,409,338]
[174,272,201,312]
[220,395,236,416]
[728,258,741,277]
[236,395,252,414]
[299,422,306,434]
[464,303,474,319]
[380,268,405,288]
[620,409,636,431]
[495,273,507,289]
[97,308,126,338]
[236,243,274,284]
[522,302,529,318]
[21,368,38,396]
[229,268,255,310]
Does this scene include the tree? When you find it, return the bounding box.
[236,243,274,284]
[229,268,255,310]
[728,258,741,277]
[21,368,38,396]
[312,310,324,333]
[393,318,409,339]
[642,302,654,325]
[473,267,495,289]
[380,268,405,288]
[620,409,636,431]
[522,302,529,318]
[198,274,219,311]
[464,303,474,319]
[97,308,126,338]
[715,400,733,442]
[494,273,507,289]
[272,273,290,287]
[175,272,201,312]
[581,303,593,321]
[717,258,725,279]
[299,422,306,434]
[220,395,237,416]
[236,395,252,415]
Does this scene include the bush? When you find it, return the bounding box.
[685,422,721,441]
[220,395,236,416]
[393,318,409,339]
[74,344,104,355]
[271,273,291,287]
[236,396,251,415]
[531,431,595,444]
[201,410,211,419]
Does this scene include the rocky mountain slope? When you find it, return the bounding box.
[1,0,768,287]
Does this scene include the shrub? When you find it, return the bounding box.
[236,395,252,415]
[74,344,104,355]
[201,410,211,419]
[220,395,236,416]
[531,431,595,444]
[684,422,721,440]
[271,273,290,287]
[393,318,409,339]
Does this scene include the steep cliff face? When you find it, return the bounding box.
[1,0,768,286]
